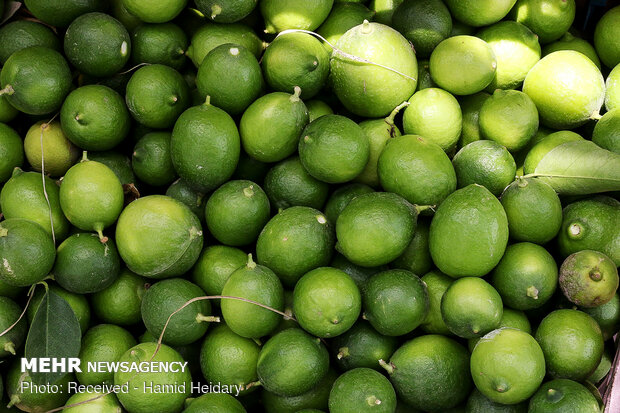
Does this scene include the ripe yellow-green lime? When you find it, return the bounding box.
[606,63,620,111]
[63,392,123,412]
[392,0,452,58]
[328,368,397,413]
[559,250,619,308]
[511,0,576,44]
[24,120,78,177]
[593,5,620,68]
[261,0,334,33]
[528,379,600,413]
[543,32,601,69]
[122,0,187,23]
[592,108,620,154]
[443,0,516,27]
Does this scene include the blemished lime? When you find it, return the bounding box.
[559,250,619,308]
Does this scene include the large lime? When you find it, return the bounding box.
[23,0,106,27]
[511,0,576,44]
[24,120,79,177]
[131,22,187,70]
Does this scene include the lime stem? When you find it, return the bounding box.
[590,270,602,281]
[385,101,409,125]
[414,204,435,214]
[291,86,302,102]
[590,112,602,121]
[243,381,261,391]
[246,253,257,270]
[526,286,539,300]
[0,85,14,96]
[81,151,89,162]
[205,95,211,106]
[211,4,222,19]
[196,314,220,323]
[243,185,254,197]
[337,347,350,360]
[4,342,15,355]
[378,359,394,374]
[96,229,108,244]
[7,395,20,408]
[366,396,381,406]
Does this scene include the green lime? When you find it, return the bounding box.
[471,328,545,404]
[60,85,130,151]
[262,369,338,413]
[206,179,270,246]
[131,22,187,70]
[126,64,190,129]
[317,3,374,52]
[331,21,417,117]
[59,158,124,235]
[0,95,18,123]
[165,178,206,217]
[257,328,329,396]
[171,99,240,192]
[479,89,539,152]
[24,120,79,177]
[197,43,264,115]
[6,362,72,412]
[523,51,605,129]
[0,169,70,240]
[465,388,528,413]
[294,267,361,337]
[23,0,107,27]
[329,368,397,413]
[331,320,398,371]
[441,277,503,338]
[261,0,333,33]
[336,192,417,267]
[589,345,613,384]
[122,0,187,23]
[262,32,329,99]
[606,63,620,111]
[458,92,490,148]
[378,135,456,206]
[331,253,386,289]
[511,0,576,44]
[186,22,263,67]
[114,342,191,413]
[0,297,27,358]
[64,392,123,412]
[392,0,452,58]
[543,32,601,69]
[0,46,72,115]
[142,278,212,345]
[0,218,55,287]
[468,308,532,351]
[522,130,584,174]
[559,250,618,308]
[0,20,60,64]
[477,21,541,91]
[88,151,135,186]
[513,126,552,175]
[132,131,176,186]
[582,293,620,340]
[240,89,308,163]
[528,379,600,413]
[53,233,121,293]
[535,309,604,380]
[429,184,509,277]
[369,0,403,25]
[444,0,516,26]
[64,13,130,77]
[195,0,257,23]
[450,20,475,36]
[416,59,436,91]
[419,270,453,335]
[28,284,91,334]
[325,183,374,225]
[592,108,620,154]
[191,245,246,297]
[500,178,563,244]
[111,0,142,31]
[306,99,334,122]
[0,279,25,300]
[363,269,428,336]
[115,195,204,278]
[77,324,137,385]
[221,255,284,338]
[256,206,334,286]
[430,35,496,95]
[185,393,246,412]
[402,88,462,151]
[299,114,370,183]
[593,5,620,68]
[91,269,147,325]
[452,140,516,196]
[383,335,471,410]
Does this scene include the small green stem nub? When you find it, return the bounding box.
[7,395,20,408]
[211,4,222,19]
[290,86,302,102]
[4,341,16,355]
[385,101,409,126]
[590,112,602,121]
[253,338,262,346]
[526,286,539,300]
[243,185,254,197]
[0,227,8,237]
[337,347,350,360]
[247,253,257,270]
[196,314,220,323]
[81,151,89,162]
[0,85,14,96]
[361,19,372,34]
[205,95,211,106]
[379,359,394,374]
[414,205,435,214]
[366,396,381,406]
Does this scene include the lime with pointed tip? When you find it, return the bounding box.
[23,0,107,27]
[24,120,79,177]
[63,392,123,412]
[457,92,490,148]
[606,64,620,111]
[92,269,146,326]
[592,108,620,154]
[132,131,176,187]
[523,51,605,129]
[331,320,398,372]
[0,297,27,359]
[262,369,338,413]
[122,0,187,23]
[0,46,72,115]
[185,393,247,413]
[131,22,187,70]
[186,22,263,67]
[329,368,397,413]
[195,0,257,23]
[165,178,206,218]
[543,32,601,69]
[559,250,618,308]
[443,0,516,27]
[324,183,374,224]
[317,3,374,52]
[0,20,61,65]
[511,0,576,44]
[528,379,600,413]
[392,0,452,58]
[191,245,246,298]
[306,99,333,122]
[261,0,333,33]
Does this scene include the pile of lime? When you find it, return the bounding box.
[0,0,619,412]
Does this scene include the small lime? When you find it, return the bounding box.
[132,131,177,187]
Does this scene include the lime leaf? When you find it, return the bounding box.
[527,140,620,195]
[24,290,81,385]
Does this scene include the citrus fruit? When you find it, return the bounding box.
[468,307,532,351]
[257,328,329,396]
[262,369,338,413]
[441,277,503,338]
[592,108,620,154]
[471,328,545,404]
[589,346,613,384]
[331,320,399,371]
[115,195,204,278]
[306,99,334,122]
[186,22,263,67]
[528,379,600,413]
[256,206,334,286]
[383,335,471,411]
[336,192,417,267]
[0,95,18,123]
[131,22,187,70]
[381,210,427,274]
[378,135,457,206]
[369,0,403,25]
[260,0,333,33]
[543,32,601,69]
[511,0,576,44]
[392,0,451,58]
[402,88,462,151]
[262,32,329,99]
[91,269,146,325]
[329,368,397,413]
[64,392,123,412]
[196,43,264,115]
[465,389,528,413]
[325,184,374,225]
[606,63,620,111]
[184,393,247,413]
[582,293,620,341]
[27,284,91,333]
[522,130,584,174]
[0,297,27,358]
[114,342,191,413]
[64,12,130,77]
[429,184,509,277]
[60,85,130,151]
[294,266,361,337]
[0,46,72,115]
[418,270,453,335]
[513,126,552,174]
[458,92,490,147]
[126,64,190,129]
[171,98,240,192]
[317,3,374,52]
[59,157,124,235]
[593,5,620,68]
[500,178,563,244]
[111,0,142,31]
[0,20,61,64]
[416,59,436,90]
[6,362,72,412]
[331,253,386,289]
[0,279,24,300]
[240,89,308,163]
[265,157,330,211]
[299,114,370,183]
[195,0,257,23]
[452,140,516,196]
[122,0,187,23]
[523,51,605,129]
[0,218,55,287]
[24,120,79,177]
[165,178,206,217]
[535,309,604,380]
[559,250,619,308]
[477,21,541,90]
[23,0,107,27]
[430,35,496,95]
[330,21,417,117]
[443,0,516,27]
[89,151,136,186]
[363,269,429,336]
[131,131,176,186]
[191,245,246,297]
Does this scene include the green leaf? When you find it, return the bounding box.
[24,290,81,385]
[526,140,620,195]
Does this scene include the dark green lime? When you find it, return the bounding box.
[131,22,187,70]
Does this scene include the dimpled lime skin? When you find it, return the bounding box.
[523,51,605,129]
[429,36,497,96]
[299,114,370,184]
[330,22,417,118]
[114,343,191,413]
[594,6,620,68]
[444,0,516,26]
[402,88,462,151]
[511,0,576,44]
[122,0,187,23]
[429,184,509,278]
[0,46,72,115]
[260,0,334,33]
[606,64,620,111]
[115,195,204,278]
